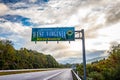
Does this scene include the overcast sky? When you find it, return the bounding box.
[0,0,120,64]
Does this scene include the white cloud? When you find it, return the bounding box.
[98,23,120,42]
[22,0,120,63]
[0,3,9,16]
[30,0,37,3]
[0,22,30,35]
[0,22,31,49]
[0,0,120,63]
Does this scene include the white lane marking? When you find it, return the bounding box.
[25,75,32,78]
[43,71,63,80]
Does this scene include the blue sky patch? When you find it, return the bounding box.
[0,0,49,4]
[0,14,34,26]
[11,6,29,10]
[0,0,21,4]
[43,0,49,2]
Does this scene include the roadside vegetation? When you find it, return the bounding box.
[77,44,120,80]
[0,39,60,70]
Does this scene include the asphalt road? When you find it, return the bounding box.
[0,69,73,80]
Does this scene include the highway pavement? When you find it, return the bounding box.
[0,69,73,80]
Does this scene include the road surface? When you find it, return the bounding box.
[0,69,73,80]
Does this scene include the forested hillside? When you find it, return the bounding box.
[77,44,120,80]
[0,39,59,70]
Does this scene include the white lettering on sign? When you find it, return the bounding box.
[38,31,66,38]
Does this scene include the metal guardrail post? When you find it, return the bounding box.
[72,70,82,80]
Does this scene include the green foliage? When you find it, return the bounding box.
[88,72,104,80]
[77,44,120,80]
[0,39,60,70]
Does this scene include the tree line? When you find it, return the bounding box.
[0,39,59,70]
[76,44,120,80]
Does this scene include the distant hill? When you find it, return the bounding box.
[86,56,107,63]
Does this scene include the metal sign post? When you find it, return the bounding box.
[75,29,86,80]
[31,27,86,80]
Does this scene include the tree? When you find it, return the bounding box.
[77,44,120,80]
[0,39,60,70]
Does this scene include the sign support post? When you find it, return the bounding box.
[75,29,86,80]
[31,27,86,80]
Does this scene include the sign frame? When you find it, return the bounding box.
[31,27,75,42]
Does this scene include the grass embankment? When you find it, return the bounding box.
[0,69,47,76]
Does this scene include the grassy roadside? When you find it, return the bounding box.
[0,69,47,76]
[0,68,65,76]
[0,68,63,76]
[0,68,59,76]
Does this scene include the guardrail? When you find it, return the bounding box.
[72,70,82,80]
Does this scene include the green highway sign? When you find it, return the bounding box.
[31,27,75,41]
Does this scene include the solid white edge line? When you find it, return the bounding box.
[43,71,63,80]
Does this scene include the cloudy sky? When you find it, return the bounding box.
[0,0,120,64]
